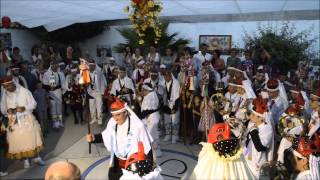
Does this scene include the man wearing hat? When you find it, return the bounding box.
[63,66,83,124]
[266,79,288,126]
[132,60,146,85]
[143,68,164,98]
[161,70,180,144]
[86,98,162,180]
[103,57,118,83]
[42,61,65,129]
[7,64,28,89]
[244,96,274,178]
[110,66,135,105]
[224,80,241,115]
[87,61,107,125]
[252,65,268,95]
[140,82,162,157]
[0,76,45,168]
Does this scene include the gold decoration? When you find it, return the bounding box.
[126,0,162,44]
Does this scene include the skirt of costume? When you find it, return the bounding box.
[120,166,163,180]
[190,143,255,180]
[6,113,43,159]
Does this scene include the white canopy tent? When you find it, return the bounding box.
[1,0,319,31]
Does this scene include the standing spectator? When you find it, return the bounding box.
[33,82,50,136]
[132,47,143,68]
[123,46,133,76]
[19,61,38,92]
[242,50,254,78]
[226,48,241,69]
[31,45,43,64]
[11,47,24,64]
[212,50,225,77]
[146,45,160,66]
[161,47,176,71]
[193,44,212,74]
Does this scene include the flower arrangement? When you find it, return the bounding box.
[124,0,162,45]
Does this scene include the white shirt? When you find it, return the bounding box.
[116,118,129,159]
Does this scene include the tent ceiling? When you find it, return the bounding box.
[1,0,319,31]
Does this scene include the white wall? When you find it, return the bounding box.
[78,20,320,64]
[0,28,41,60]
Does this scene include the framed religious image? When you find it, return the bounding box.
[96,45,112,57]
[199,35,232,54]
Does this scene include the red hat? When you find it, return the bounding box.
[208,122,231,144]
[311,89,320,99]
[292,135,320,158]
[110,97,126,114]
[0,76,13,85]
[266,79,279,92]
[251,95,268,117]
[286,107,297,116]
[125,141,145,168]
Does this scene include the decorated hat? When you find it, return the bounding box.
[110,97,126,114]
[257,65,266,73]
[291,135,320,158]
[207,122,240,157]
[251,95,268,117]
[266,79,279,92]
[109,57,116,62]
[0,76,13,85]
[311,89,320,99]
[125,141,153,177]
[286,106,298,116]
[58,62,65,66]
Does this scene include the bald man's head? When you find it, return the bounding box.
[45,161,81,180]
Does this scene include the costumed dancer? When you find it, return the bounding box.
[189,122,255,179]
[132,60,146,85]
[140,82,162,157]
[0,76,45,169]
[265,79,288,127]
[86,98,163,180]
[110,66,136,106]
[198,96,214,141]
[7,64,28,89]
[308,89,320,138]
[103,57,118,83]
[290,86,312,119]
[224,80,241,116]
[42,61,65,129]
[244,96,274,179]
[162,70,180,144]
[87,60,107,125]
[63,66,84,124]
[283,135,320,180]
[277,107,304,163]
[234,79,255,120]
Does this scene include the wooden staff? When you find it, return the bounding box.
[182,87,187,145]
[83,86,92,154]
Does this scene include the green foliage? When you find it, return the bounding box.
[114,21,190,54]
[243,22,318,70]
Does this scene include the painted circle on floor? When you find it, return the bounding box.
[81,149,197,180]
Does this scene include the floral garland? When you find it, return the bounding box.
[124,0,162,45]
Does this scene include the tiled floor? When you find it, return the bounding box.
[2,115,201,180]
